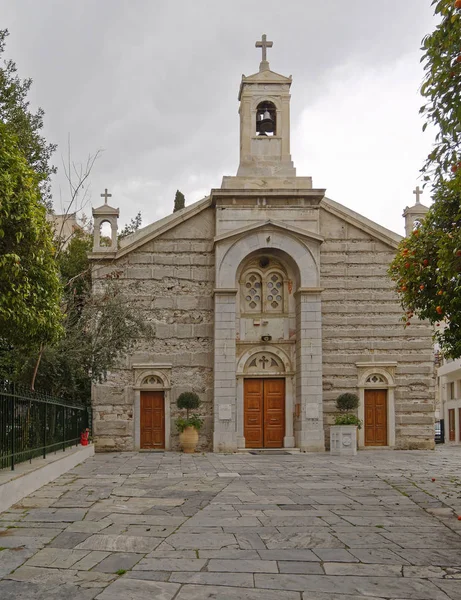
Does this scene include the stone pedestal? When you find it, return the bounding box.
[330,425,357,456]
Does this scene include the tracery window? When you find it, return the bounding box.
[241,259,286,314]
[244,272,262,312]
[142,375,163,386]
[365,374,386,384]
[266,271,283,312]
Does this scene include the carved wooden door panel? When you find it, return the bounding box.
[263,379,285,448]
[364,389,388,446]
[140,391,165,449]
[448,409,455,442]
[244,379,264,448]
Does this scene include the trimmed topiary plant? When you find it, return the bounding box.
[177,392,201,422]
[331,392,361,456]
[335,393,359,413]
[334,393,362,429]
[176,392,203,453]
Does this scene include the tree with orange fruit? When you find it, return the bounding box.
[389,0,461,358]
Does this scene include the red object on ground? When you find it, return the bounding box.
[80,430,89,446]
[432,478,436,482]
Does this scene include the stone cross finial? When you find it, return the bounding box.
[100,188,112,204]
[256,34,273,63]
[413,186,423,205]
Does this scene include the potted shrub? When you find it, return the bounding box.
[330,393,362,456]
[176,392,203,453]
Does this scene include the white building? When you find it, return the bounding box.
[438,359,461,445]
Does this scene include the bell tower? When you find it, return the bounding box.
[222,35,312,190]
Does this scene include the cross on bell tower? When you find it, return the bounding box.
[255,34,273,72]
[413,186,423,205]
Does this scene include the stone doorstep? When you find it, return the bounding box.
[236,448,301,454]
[0,445,95,514]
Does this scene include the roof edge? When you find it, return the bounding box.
[321,197,402,248]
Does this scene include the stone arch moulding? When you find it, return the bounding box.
[216,229,319,290]
[356,362,397,449]
[132,364,172,451]
[251,96,282,112]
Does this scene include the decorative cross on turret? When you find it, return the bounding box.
[413,186,423,205]
[100,188,112,205]
[255,34,273,63]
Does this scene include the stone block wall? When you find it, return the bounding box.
[319,210,435,450]
[92,208,215,452]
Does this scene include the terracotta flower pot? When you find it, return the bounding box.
[179,426,199,453]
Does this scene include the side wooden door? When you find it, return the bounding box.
[244,379,264,448]
[448,409,455,441]
[364,390,388,446]
[140,391,165,449]
[263,379,285,448]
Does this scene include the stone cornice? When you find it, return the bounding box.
[213,288,238,296]
[294,287,325,295]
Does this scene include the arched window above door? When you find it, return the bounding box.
[240,257,286,315]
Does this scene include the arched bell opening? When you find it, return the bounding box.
[99,220,113,247]
[256,101,277,136]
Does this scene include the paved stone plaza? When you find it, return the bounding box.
[0,448,460,599]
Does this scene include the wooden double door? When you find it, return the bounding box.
[364,389,388,446]
[244,378,285,448]
[140,391,165,449]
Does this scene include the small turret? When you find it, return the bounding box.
[92,188,119,252]
[403,186,430,236]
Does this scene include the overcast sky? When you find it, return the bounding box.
[1,0,437,235]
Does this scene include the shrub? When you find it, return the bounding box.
[177,391,200,417]
[334,414,362,429]
[335,393,359,413]
[176,415,203,432]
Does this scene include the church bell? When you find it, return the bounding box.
[257,109,275,136]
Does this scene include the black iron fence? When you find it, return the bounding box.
[0,383,89,471]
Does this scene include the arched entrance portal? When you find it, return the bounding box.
[236,349,295,449]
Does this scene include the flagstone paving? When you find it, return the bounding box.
[1,447,461,599]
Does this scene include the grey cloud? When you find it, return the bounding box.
[1,0,436,229]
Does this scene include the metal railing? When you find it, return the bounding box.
[0,382,89,471]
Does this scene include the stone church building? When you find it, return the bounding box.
[90,38,434,453]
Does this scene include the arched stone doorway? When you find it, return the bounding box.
[356,363,397,449]
[132,365,171,450]
[236,349,295,449]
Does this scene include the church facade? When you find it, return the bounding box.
[90,39,435,453]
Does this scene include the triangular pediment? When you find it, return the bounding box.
[239,69,292,100]
[92,203,120,216]
[214,219,324,245]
